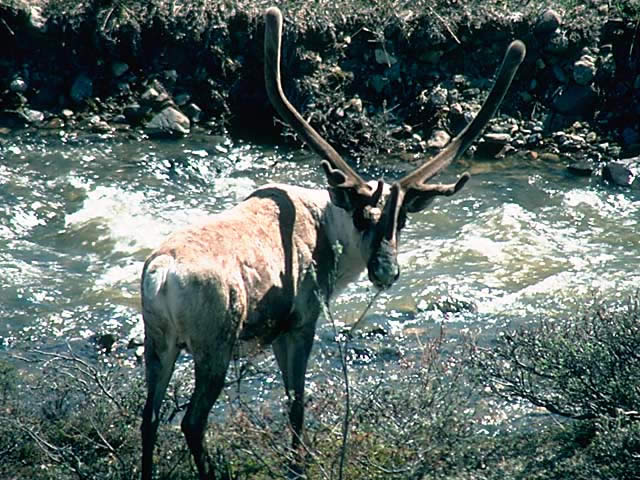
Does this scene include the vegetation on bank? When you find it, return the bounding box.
[1,0,640,169]
[1,294,639,479]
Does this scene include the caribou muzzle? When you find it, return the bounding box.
[367,239,400,289]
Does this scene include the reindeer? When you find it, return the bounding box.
[140,6,525,479]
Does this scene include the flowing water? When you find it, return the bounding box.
[1,129,639,406]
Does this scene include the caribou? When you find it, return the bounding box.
[140,6,525,479]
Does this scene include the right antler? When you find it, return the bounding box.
[264,6,377,205]
[398,40,526,212]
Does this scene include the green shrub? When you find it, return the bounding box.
[469,295,640,479]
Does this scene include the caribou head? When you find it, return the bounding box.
[264,6,526,290]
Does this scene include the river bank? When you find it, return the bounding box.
[1,0,639,186]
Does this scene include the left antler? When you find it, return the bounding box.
[264,6,377,203]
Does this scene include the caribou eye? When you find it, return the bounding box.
[353,205,381,231]
[353,208,372,231]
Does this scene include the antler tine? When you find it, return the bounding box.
[264,7,370,194]
[398,40,526,190]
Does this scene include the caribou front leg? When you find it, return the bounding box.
[272,317,316,475]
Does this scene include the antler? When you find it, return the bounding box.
[398,40,526,212]
[264,7,372,199]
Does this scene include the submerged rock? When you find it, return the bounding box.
[567,160,596,177]
[602,160,639,188]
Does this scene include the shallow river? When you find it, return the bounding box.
[1,130,639,398]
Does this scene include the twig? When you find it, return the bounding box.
[427,6,461,45]
[0,18,14,37]
[347,289,382,336]
[324,288,382,480]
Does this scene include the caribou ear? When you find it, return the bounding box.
[321,159,384,212]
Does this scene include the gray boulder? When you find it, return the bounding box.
[146,106,190,137]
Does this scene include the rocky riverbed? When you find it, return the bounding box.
[1,0,639,187]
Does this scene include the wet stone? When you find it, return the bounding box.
[175,92,191,106]
[10,77,27,93]
[89,115,112,133]
[141,87,167,107]
[183,103,202,123]
[573,56,596,85]
[70,73,93,103]
[535,9,562,36]
[28,4,46,30]
[43,117,64,129]
[552,84,598,116]
[427,129,451,149]
[146,106,190,137]
[485,132,512,143]
[419,296,477,314]
[23,108,44,124]
[429,86,448,107]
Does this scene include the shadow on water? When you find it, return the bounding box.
[0,130,639,404]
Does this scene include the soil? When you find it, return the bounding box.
[1,0,639,178]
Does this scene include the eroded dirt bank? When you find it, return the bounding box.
[1,0,639,185]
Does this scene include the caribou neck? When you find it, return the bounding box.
[320,198,371,293]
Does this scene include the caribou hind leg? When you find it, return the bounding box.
[141,325,179,480]
[181,340,235,480]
